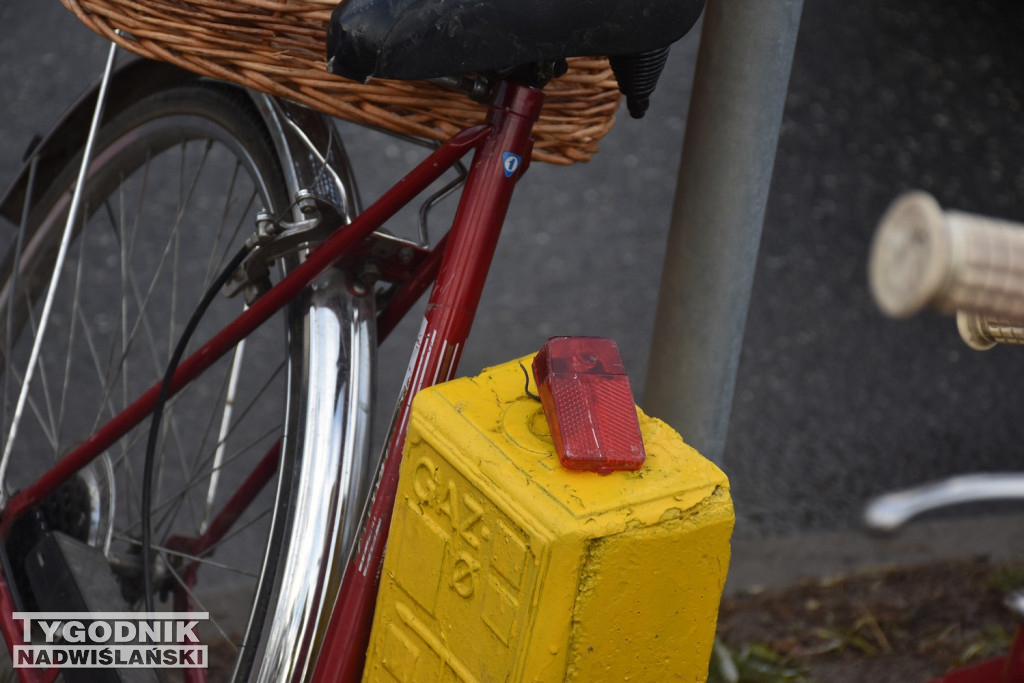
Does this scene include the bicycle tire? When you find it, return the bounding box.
[0,82,325,681]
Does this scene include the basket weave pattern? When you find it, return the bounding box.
[60,0,621,164]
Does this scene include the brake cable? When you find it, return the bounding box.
[140,245,250,613]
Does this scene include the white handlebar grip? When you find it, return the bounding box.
[869,191,1024,319]
[957,311,1024,350]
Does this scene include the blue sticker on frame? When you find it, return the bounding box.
[502,152,522,178]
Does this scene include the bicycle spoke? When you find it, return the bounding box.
[202,160,244,288]
[99,388,191,465]
[159,554,241,651]
[149,358,285,536]
[118,214,184,377]
[17,300,60,457]
[56,222,90,454]
[122,271,230,532]
[190,354,241,500]
[67,303,154,524]
[105,391,195,528]
[7,365,57,453]
[76,180,199,466]
[126,270,209,437]
[114,377,283,540]
[114,436,144,528]
[73,305,136,436]
[188,504,273,561]
[204,186,258,294]
[130,419,280,541]
[22,293,60,459]
[126,154,152,271]
[151,418,282,541]
[112,140,212,393]
[111,532,262,578]
[202,339,245,533]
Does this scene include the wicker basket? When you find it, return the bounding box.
[60,0,622,165]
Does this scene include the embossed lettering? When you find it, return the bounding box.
[419,463,492,558]
[439,481,459,531]
[413,456,438,503]
[451,553,478,598]
[460,494,485,548]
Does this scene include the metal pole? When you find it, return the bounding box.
[643,0,804,465]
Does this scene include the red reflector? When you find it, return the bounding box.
[532,337,646,473]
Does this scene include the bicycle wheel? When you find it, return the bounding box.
[0,82,334,680]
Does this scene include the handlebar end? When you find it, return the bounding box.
[869,191,951,319]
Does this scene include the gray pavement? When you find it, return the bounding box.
[2,0,1024,574]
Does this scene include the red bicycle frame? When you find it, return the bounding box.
[0,79,544,681]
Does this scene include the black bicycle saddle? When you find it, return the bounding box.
[326,0,705,83]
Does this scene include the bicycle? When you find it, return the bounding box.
[0,0,712,680]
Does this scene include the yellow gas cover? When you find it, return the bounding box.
[364,355,733,682]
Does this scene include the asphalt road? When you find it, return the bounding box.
[2,0,1024,543]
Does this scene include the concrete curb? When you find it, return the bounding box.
[726,513,1024,595]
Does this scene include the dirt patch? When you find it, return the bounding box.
[713,558,1023,683]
